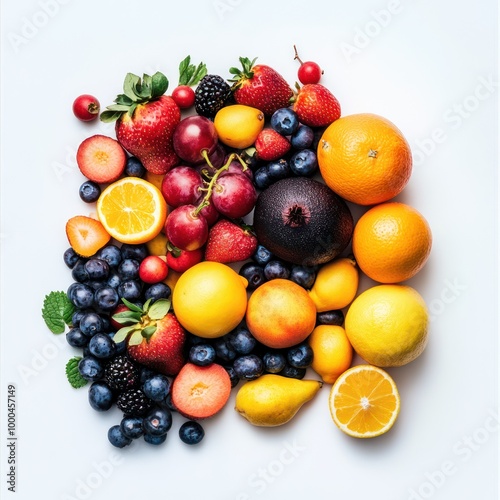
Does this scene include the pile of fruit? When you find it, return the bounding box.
[43,50,432,448]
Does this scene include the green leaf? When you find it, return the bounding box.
[114,94,135,106]
[104,104,131,112]
[111,311,142,325]
[65,357,88,389]
[127,103,138,117]
[178,55,191,84]
[129,330,145,346]
[100,110,123,123]
[121,298,144,313]
[151,71,169,97]
[123,73,141,101]
[113,325,136,344]
[141,325,157,340]
[148,299,171,320]
[42,291,75,334]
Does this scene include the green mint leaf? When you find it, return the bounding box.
[42,291,75,334]
[65,357,88,389]
[123,73,141,101]
[190,62,207,85]
[148,299,171,320]
[178,55,191,85]
[129,331,145,346]
[151,72,169,97]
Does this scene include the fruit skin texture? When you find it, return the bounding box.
[254,128,291,162]
[308,257,359,312]
[345,285,429,367]
[253,177,354,266]
[246,279,316,349]
[308,325,353,384]
[293,84,341,127]
[172,261,248,338]
[213,104,265,149]
[352,202,432,283]
[329,365,400,438]
[317,113,412,206]
[66,215,111,258]
[229,57,293,116]
[171,362,231,420]
[234,374,322,427]
[204,219,257,264]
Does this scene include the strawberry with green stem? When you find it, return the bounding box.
[172,56,207,109]
[292,83,341,128]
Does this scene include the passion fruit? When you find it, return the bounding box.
[253,178,353,266]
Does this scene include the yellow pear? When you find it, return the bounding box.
[234,374,322,427]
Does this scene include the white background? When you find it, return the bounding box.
[0,0,498,499]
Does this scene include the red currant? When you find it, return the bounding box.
[171,85,196,109]
[73,94,100,121]
[293,45,323,85]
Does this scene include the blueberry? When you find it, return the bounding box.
[316,310,344,326]
[186,333,208,346]
[179,421,205,445]
[239,262,266,290]
[233,355,264,380]
[94,286,120,312]
[125,156,146,178]
[143,432,167,446]
[106,271,122,290]
[100,314,111,331]
[63,247,79,269]
[312,127,326,150]
[228,327,257,355]
[290,266,316,289]
[108,332,127,355]
[118,259,140,280]
[88,333,117,359]
[71,309,88,327]
[84,258,110,281]
[139,367,157,384]
[108,425,132,448]
[264,260,290,280]
[120,244,148,262]
[189,344,216,366]
[66,328,89,348]
[252,245,274,266]
[162,393,177,413]
[280,364,306,379]
[96,245,122,268]
[143,407,172,436]
[287,343,314,368]
[254,166,272,190]
[78,356,105,381]
[88,381,114,411]
[79,312,104,337]
[142,374,171,402]
[144,283,171,302]
[67,283,94,309]
[224,366,240,388]
[117,280,143,302]
[270,108,299,136]
[290,149,318,177]
[262,351,286,373]
[213,338,237,363]
[291,125,314,150]
[79,180,101,203]
[71,259,90,283]
[120,416,144,439]
[267,159,291,180]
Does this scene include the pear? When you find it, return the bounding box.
[234,374,323,427]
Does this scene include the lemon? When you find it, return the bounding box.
[214,104,265,149]
[345,285,429,367]
[172,261,248,338]
[308,325,353,384]
[308,257,359,312]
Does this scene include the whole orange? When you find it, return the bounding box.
[317,113,412,205]
[352,202,432,283]
[246,279,316,349]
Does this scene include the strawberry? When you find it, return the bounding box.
[112,298,186,376]
[65,215,110,257]
[205,219,257,264]
[229,57,293,115]
[101,72,181,175]
[292,83,341,127]
[254,128,291,161]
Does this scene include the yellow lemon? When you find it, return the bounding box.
[214,104,265,149]
[345,285,429,367]
[308,325,353,384]
[172,261,248,338]
[308,257,359,312]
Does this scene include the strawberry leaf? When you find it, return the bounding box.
[120,298,143,313]
[65,357,88,389]
[151,72,169,98]
[42,291,75,334]
[123,73,141,101]
[113,325,136,344]
[111,311,142,325]
[141,325,157,340]
[129,330,145,346]
[100,110,123,123]
[148,299,171,320]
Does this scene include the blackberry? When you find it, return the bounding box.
[105,355,140,391]
[195,75,231,118]
[116,388,153,416]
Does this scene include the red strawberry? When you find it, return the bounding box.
[205,219,257,264]
[112,299,186,376]
[293,83,341,127]
[254,128,291,161]
[65,215,110,257]
[229,57,293,115]
[101,72,181,175]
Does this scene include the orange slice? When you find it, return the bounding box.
[329,365,400,438]
[96,177,167,244]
